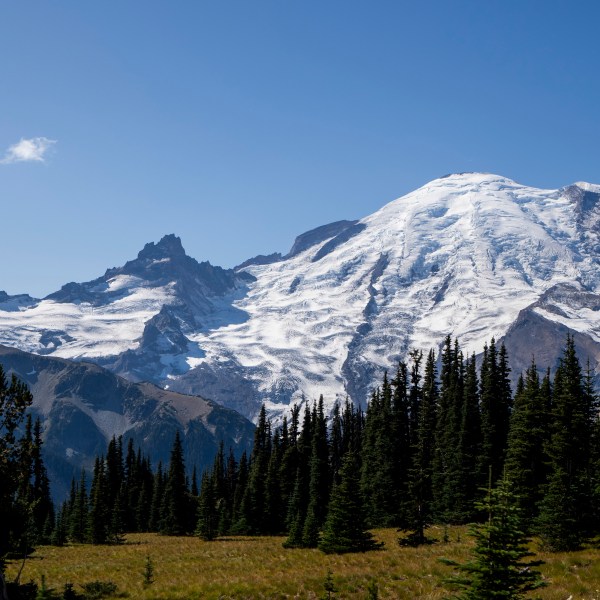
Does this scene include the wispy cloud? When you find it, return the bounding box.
[0,137,57,164]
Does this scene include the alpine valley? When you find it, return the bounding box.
[3,172,600,492]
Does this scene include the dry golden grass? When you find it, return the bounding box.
[5,527,600,599]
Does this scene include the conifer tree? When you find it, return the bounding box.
[441,475,545,599]
[453,353,482,523]
[69,470,88,543]
[231,451,249,532]
[237,406,271,534]
[160,431,189,535]
[302,397,329,546]
[432,336,465,522]
[87,457,110,544]
[30,418,54,543]
[318,451,383,554]
[537,336,595,550]
[400,349,437,545]
[0,367,33,567]
[149,461,165,532]
[504,361,547,524]
[479,339,512,484]
[196,471,217,540]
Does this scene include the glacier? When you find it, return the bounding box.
[2,173,600,421]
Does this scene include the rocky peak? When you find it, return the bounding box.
[137,234,186,261]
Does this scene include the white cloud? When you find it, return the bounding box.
[0,137,57,164]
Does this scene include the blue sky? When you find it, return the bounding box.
[1,1,599,297]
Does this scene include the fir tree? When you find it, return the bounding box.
[301,398,329,546]
[196,471,217,540]
[432,336,465,522]
[88,457,111,544]
[160,431,189,535]
[479,340,512,485]
[504,360,548,525]
[441,475,545,599]
[318,452,383,554]
[400,349,437,545]
[537,336,595,550]
[69,470,88,543]
[0,367,34,567]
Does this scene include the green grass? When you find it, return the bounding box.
[5,528,600,599]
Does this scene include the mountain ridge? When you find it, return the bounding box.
[2,172,600,422]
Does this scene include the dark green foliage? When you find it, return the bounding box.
[79,580,118,599]
[69,471,88,543]
[87,457,110,544]
[237,405,272,534]
[366,579,379,600]
[504,361,548,525]
[479,339,512,485]
[537,336,595,550]
[400,349,437,545]
[441,476,545,599]
[321,569,336,600]
[160,431,189,535]
[142,556,154,587]
[196,472,217,541]
[0,366,34,566]
[318,452,383,554]
[432,337,468,523]
[35,575,57,600]
[302,398,329,546]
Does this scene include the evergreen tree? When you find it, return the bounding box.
[160,431,189,535]
[69,470,88,543]
[231,451,249,532]
[442,475,545,599]
[87,457,110,544]
[451,353,482,523]
[0,367,34,568]
[318,452,383,554]
[236,406,271,534]
[302,397,329,546]
[479,340,512,484]
[196,471,217,540]
[537,336,595,550]
[432,336,465,522]
[361,372,402,527]
[30,418,54,543]
[149,461,165,532]
[400,349,437,545]
[504,360,548,524]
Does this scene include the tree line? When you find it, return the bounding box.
[44,334,600,554]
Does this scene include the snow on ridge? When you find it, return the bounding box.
[0,282,176,359]
[2,174,600,419]
[193,174,600,413]
[574,181,600,194]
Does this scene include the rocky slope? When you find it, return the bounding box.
[0,345,254,498]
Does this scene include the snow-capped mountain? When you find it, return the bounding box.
[2,173,600,421]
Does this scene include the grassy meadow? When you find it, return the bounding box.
[5,527,600,599]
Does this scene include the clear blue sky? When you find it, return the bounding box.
[2,1,599,297]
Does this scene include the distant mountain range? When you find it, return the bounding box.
[0,344,254,498]
[2,172,600,437]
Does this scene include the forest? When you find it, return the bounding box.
[1,334,600,598]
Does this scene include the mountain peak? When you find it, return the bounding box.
[138,234,186,261]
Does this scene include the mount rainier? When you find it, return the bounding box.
[2,172,600,423]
